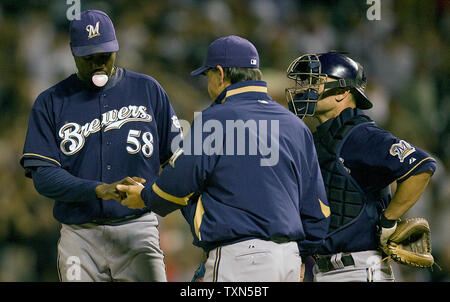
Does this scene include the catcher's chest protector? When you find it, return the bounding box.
[313,109,373,234]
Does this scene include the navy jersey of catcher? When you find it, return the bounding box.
[316,108,436,254]
[141,80,330,255]
[21,68,181,224]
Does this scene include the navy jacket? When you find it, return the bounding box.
[142,80,330,255]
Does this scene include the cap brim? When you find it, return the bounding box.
[72,39,119,57]
[190,66,210,76]
[354,87,373,109]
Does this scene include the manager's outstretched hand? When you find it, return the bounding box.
[95,176,146,202]
[116,181,146,209]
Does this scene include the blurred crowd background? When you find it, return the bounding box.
[0,0,448,282]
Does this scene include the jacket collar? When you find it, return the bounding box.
[213,80,269,105]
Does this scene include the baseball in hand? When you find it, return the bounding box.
[92,74,108,87]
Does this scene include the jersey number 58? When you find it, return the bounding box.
[126,129,154,157]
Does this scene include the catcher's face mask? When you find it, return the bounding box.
[286,54,327,119]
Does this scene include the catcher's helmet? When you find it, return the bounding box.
[286,52,372,119]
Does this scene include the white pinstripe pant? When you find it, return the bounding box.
[57,213,167,282]
[204,239,301,282]
[313,250,395,282]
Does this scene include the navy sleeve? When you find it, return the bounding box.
[297,130,330,257]
[148,80,182,165]
[140,153,211,216]
[31,166,102,203]
[341,124,436,191]
[141,116,216,216]
[20,91,62,176]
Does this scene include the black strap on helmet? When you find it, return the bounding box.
[323,78,364,90]
[323,62,365,90]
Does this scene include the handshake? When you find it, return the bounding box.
[95,176,147,209]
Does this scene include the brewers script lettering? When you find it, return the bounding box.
[59,105,152,155]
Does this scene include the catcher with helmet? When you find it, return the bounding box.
[285,52,436,281]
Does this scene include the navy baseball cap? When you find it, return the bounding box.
[70,10,119,57]
[191,35,259,76]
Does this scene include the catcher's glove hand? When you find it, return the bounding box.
[380,217,434,268]
[378,212,398,248]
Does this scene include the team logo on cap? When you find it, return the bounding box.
[389,140,416,162]
[86,21,100,39]
[250,59,257,65]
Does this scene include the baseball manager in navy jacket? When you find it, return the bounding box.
[117,35,330,282]
[20,10,181,281]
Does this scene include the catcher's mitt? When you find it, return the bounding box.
[381,217,434,268]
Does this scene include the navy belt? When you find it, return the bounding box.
[267,236,292,244]
[91,212,146,225]
[314,253,355,273]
